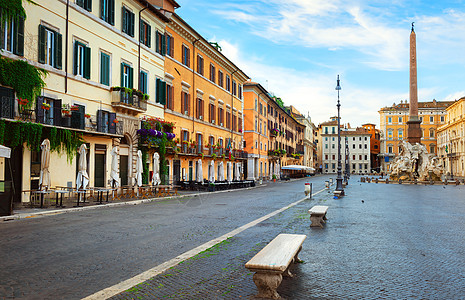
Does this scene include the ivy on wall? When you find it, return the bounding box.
[0,120,84,162]
[0,0,31,24]
[0,56,47,109]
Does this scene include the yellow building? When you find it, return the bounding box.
[378,99,452,172]
[0,0,177,204]
[437,98,465,177]
[163,13,249,183]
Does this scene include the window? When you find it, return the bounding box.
[181,92,190,115]
[398,117,402,123]
[332,163,335,170]
[38,25,62,69]
[73,41,90,79]
[332,127,335,134]
[165,34,174,57]
[359,155,362,160]
[209,103,216,123]
[429,144,435,153]
[364,144,367,149]
[440,116,445,122]
[196,98,204,120]
[218,70,223,87]
[232,115,237,132]
[430,116,434,123]
[332,155,335,160]
[325,127,328,134]
[226,75,230,91]
[100,52,110,86]
[429,128,435,138]
[155,31,165,55]
[165,84,173,109]
[196,133,203,153]
[139,71,149,94]
[122,6,134,37]
[218,107,224,126]
[182,130,189,153]
[100,0,115,25]
[398,129,403,139]
[210,64,215,82]
[388,117,392,123]
[352,144,355,149]
[140,20,151,47]
[226,111,231,129]
[120,62,133,88]
[182,44,190,67]
[97,109,116,134]
[388,145,393,153]
[155,78,166,105]
[332,144,335,149]
[325,155,328,160]
[76,0,92,11]
[0,17,24,56]
[364,155,367,160]
[352,155,355,160]
[388,129,393,140]
[419,116,423,122]
[232,80,237,96]
[359,144,362,149]
[239,85,242,100]
[197,55,204,75]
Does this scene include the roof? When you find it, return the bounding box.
[319,120,338,126]
[379,100,454,112]
[341,127,371,136]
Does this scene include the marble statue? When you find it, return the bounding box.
[390,140,444,181]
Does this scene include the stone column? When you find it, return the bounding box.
[407,24,422,144]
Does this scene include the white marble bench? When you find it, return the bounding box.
[308,205,328,228]
[245,233,306,299]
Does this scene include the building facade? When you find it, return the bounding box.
[362,123,381,172]
[437,98,465,178]
[379,100,452,172]
[163,13,248,183]
[1,0,178,204]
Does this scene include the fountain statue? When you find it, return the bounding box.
[389,140,443,181]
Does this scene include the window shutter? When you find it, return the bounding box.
[36,96,45,122]
[109,112,116,134]
[140,21,144,43]
[109,0,115,25]
[14,17,24,56]
[85,0,92,11]
[187,48,190,67]
[181,92,184,113]
[130,12,135,37]
[161,81,166,105]
[53,98,62,126]
[161,33,166,55]
[100,52,109,86]
[97,109,103,132]
[84,45,91,79]
[128,65,133,89]
[155,78,160,103]
[120,63,124,87]
[122,7,127,34]
[55,32,63,69]
[147,24,151,48]
[155,31,159,53]
[73,42,78,75]
[100,0,105,20]
[38,25,46,63]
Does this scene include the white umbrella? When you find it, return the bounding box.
[110,146,120,188]
[227,162,232,182]
[234,162,241,181]
[218,161,225,181]
[196,159,203,182]
[208,160,215,183]
[152,152,161,185]
[39,139,50,190]
[135,150,143,187]
[76,144,89,190]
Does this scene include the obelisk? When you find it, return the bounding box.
[407,22,422,144]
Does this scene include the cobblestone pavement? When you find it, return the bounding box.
[110,176,465,299]
[0,177,318,299]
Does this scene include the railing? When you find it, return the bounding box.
[111,90,147,112]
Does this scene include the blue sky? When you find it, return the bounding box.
[175,0,465,128]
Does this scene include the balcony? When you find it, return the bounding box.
[111,89,147,114]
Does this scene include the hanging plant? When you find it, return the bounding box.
[0,56,47,109]
[0,0,31,24]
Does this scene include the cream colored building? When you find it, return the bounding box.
[1,0,178,204]
[437,98,465,177]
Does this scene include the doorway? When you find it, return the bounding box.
[173,160,181,184]
[120,155,128,186]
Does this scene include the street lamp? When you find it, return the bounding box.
[335,75,344,196]
[343,136,349,185]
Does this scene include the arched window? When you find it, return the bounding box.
[429,144,436,154]
[429,128,435,138]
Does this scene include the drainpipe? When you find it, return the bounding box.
[230,69,238,149]
[65,0,69,93]
[138,5,148,90]
[191,38,200,137]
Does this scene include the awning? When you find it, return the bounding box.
[281,165,315,172]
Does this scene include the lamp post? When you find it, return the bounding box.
[343,136,349,185]
[335,75,344,196]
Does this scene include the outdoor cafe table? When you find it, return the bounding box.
[53,189,69,208]
[31,190,53,208]
[94,188,112,204]
[154,185,181,197]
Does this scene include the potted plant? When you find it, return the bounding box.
[211,153,217,160]
[272,174,277,182]
[208,182,215,192]
[41,102,50,110]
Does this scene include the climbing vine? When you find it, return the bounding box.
[159,135,168,185]
[141,148,148,184]
[0,0,33,24]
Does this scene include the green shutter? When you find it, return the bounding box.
[147,24,151,48]
[84,45,91,79]
[161,81,166,105]
[101,52,110,86]
[73,42,78,75]
[122,7,127,34]
[109,0,115,25]
[100,0,105,20]
[120,63,124,87]
[155,78,160,103]
[130,12,135,37]
[161,33,166,56]
[85,0,92,11]
[55,32,62,69]
[14,17,24,56]
[140,21,144,43]
[38,25,46,63]
[155,31,159,53]
[128,65,133,89]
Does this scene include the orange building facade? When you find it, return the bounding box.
[162,14,249,183]
[362,123,381,172]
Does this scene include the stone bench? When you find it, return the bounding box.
[245,233,306,299]
[308,205,329,228]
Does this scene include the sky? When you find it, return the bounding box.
[175,0,465,128]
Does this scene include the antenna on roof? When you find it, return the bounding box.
[209,42,222,51]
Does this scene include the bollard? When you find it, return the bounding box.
[325,181,330,189]
[375,178,378,184]
[305,182,312,198]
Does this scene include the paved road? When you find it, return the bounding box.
[0,177,322,299]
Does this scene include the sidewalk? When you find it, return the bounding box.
[105,177,465,299]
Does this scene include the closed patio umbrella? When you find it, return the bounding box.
[39,139,50,191]
[234,162,241,181]
[196,159,203,182]
[208,160,215,183]
[110,146,120,188]
[135,150,143,197]
[218,161,225,181]
[227,162,232,182]
[76,144,89,190]
[152,152,161,185]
